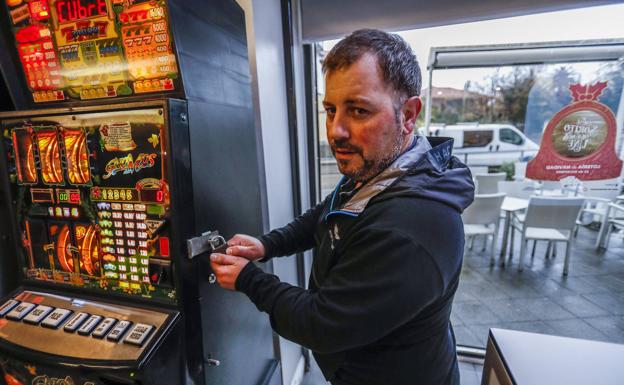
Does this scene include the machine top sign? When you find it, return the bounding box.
[4,0,181,103]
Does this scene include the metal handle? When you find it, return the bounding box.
[186,230,227,259]
[206,358,221,366]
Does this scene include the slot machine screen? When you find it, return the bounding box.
[1,107,176,302]
[4,0,180,103]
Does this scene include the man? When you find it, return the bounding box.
[210,29,474,385]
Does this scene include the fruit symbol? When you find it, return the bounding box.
[105,271,119,279]
[97,202,111,210]
[98,211,112,219]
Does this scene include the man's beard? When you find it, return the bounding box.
[331,125,404,183]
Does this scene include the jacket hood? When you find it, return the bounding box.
[329,136,475,218]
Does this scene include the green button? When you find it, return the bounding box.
[146,205,165,216]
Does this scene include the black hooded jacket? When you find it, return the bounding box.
[235,136,475,385]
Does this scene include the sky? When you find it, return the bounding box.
[321,4,624,90]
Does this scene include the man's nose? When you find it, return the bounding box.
[328,112,350,140]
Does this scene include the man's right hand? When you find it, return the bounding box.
[226,234,266,261]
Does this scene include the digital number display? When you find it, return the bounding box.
[55,0,107,23]
[139,189,164,203]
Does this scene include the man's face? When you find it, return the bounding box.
[323,54,411,182]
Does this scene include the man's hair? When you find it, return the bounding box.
[322,29,422,98]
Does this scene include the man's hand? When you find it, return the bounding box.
[210,253,250,291]
[226,234,266,261]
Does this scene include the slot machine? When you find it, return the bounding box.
[0,1,278,385]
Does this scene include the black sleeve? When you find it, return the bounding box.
[258,197,328,259]
[236,228,445,354]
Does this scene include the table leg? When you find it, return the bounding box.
[499,211,511,267]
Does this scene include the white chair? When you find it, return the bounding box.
[498,180,538,199]
[596,202,624,250]
[475,173,506,194]
[538,180,562,195]
[571,180,622,246]
[517,197,585,276]
[462,193,506,266]
[498,180,538,257]
[513,161,527,180]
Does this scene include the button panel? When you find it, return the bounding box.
[92,317,117,339]
[6,302,35,320]
[77,315,103,336]
[0,300,19,316]
[0,290,172,361]
[64,312,89,332]
[123,323,154,346]
[23,305,53,324]
[107,320,132,342]
[41,308,73,329]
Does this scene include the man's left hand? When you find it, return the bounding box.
[210,253,250,290]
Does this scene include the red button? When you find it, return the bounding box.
[159,237,170,257]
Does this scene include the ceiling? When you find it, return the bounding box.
[300,0,621,42]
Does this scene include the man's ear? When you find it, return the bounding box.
[402,96,422,135]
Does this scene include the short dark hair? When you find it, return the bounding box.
[322,29,422,98]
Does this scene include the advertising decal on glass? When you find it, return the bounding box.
[527,82,623,181]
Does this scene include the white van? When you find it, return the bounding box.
[423,123,539,166]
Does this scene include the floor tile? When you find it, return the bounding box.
[549,295,611,318]
[544,318,608,341]
[583,292,624,315]
[454,301,503,325]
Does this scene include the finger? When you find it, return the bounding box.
[227,234,248,247]
[210,252,242,265]
[226,245,257,257]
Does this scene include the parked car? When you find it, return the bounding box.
[421,123,539,166]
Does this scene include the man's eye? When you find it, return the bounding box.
[325,107,336,115]
[353,108,368,116]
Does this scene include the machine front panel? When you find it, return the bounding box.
[0,290,171,361]
[1,107,176,302]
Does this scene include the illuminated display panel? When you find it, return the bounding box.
[12,128,38,184]
[4,0,180,103]
[2,108,174,301]
[62,128,91,185]
[36,129,64,185]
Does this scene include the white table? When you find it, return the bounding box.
[483,328,624,385]
[499,197,529,266]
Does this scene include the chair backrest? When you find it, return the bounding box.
[538,180,562,195]
[524,197,585,231]
[462,193,506,225]
[513,161,527,180]
[579,180,622,200]
[498,180,538,199]
[475,173,507,194]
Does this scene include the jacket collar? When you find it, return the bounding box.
[326,135,432,219]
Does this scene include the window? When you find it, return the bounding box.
[499,128,524,145]
[463,130,493,148]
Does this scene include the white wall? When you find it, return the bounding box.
[235,1,306,385]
